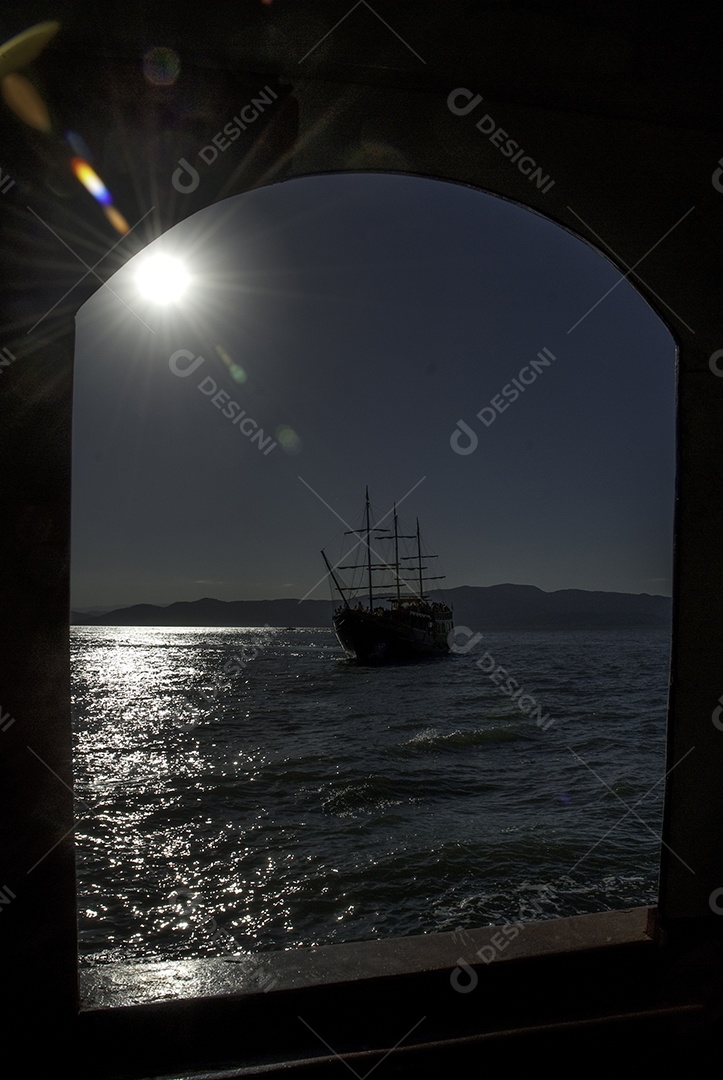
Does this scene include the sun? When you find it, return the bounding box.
[136,254,190,304]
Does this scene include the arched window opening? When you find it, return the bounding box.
[71,172,675,973]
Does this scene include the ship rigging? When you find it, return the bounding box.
[321,489,454,664]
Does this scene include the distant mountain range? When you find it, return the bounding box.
[71,584,672,630]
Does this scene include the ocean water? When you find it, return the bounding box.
[71,625,670,965]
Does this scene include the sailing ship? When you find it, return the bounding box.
[321,489,454,664]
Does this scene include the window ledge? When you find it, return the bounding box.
[80,905,656,1009]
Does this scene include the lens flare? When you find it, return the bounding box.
[65,129,93,160]
[276,425,302,454]
[136,255,189,304]
[0,21,60,80]
[215,344,247,383]
[103,205,130,235]
[1,72,51,131]
[143,46,180,87]
[71,157,112,205]
[70,155,130,235]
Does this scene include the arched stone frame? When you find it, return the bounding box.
[1,9,722,1067]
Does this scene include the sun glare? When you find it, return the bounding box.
[136,254,190,304]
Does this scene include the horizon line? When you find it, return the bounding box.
[71,581,673,613]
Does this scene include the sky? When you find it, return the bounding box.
[71,172,676,610]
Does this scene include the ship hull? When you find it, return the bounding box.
[333,607,453,664]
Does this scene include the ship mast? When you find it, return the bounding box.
[416,518,424,600]
[365,486,373,612]
[321,550,351,609]
[394,503,401,604]
[334,494,447,611]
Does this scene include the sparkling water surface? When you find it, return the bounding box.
[71,626,670,965]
